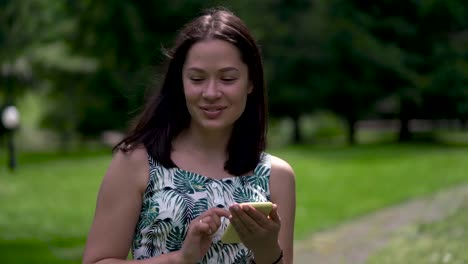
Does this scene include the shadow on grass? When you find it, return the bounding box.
[0,238,84,264]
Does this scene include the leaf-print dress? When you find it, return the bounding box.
[132,153,272,263]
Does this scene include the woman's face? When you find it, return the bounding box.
[182,39,252,133]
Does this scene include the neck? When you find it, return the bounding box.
[174,124,232,157]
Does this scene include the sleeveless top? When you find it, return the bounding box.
[132,153,272,263]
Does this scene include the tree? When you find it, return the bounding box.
[300,0,410,144]
[350,0,468,141]
[0,0,97,151]
[234,0,326,144]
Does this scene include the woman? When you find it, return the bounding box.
[83,7,296,264]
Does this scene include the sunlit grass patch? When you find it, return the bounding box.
[367,200,468,264]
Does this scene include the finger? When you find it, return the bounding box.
[203,210,223,227]
[210,213,222,227]
[202,216,218,235]
[209,207,231,219]
[269,204,281,224]
[242,204,271,227]
[240,204,268,225]
[197,218,212,235]
[229,204,256,233]
[198,208,228,235]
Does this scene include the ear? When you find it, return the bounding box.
[247,82,253,94]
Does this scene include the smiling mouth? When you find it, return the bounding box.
[200,107,227,112]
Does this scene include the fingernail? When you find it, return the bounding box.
[243,206,249,211]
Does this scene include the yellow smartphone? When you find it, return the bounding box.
[220,202,273,244]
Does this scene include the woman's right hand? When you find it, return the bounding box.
[179,208,231,263]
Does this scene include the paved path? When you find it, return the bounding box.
[293,184,468,264]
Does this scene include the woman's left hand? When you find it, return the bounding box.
[228,203,282,263]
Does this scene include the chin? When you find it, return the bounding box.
[202,123,232,131]
[197,120,235,132]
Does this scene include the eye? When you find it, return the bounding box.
[221,77,237,83]
[190,77,204,82]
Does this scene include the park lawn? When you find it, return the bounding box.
[1,143,468,263]
[271,143,468,239]
[0,149,110,264]
[367,200,468,264]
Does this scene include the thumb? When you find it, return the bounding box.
[269,203,281,224]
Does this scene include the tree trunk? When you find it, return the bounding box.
[346,116,357,145]
[399,115,412,142]
[7,132,16,171]
[398,96,414,142]
[60,78,77,152]
[291,114,302,144]
[460,118,467,131]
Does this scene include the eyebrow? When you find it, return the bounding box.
[186,67,239,73]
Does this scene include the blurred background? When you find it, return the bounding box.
[1,0,468,263]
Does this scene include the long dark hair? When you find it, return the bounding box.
[115,7,267,176]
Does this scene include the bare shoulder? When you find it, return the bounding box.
[112,145,148,165]
[269,154,296,200]
[269,154,295,181]
[111,146,148,174]
[107,145,149,193]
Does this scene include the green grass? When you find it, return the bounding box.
[1,143,468,263]
[269,143,468,239]
[0,149,111,263]
[367,199,468,264]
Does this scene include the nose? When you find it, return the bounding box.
[202,79,221,100]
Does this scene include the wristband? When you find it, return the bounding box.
[250,249,283,264]
[271,250,283,264]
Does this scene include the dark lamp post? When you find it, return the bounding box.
[1,105,20,171]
